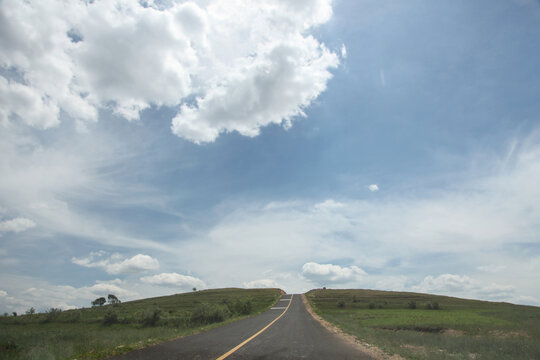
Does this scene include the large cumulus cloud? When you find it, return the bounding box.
[0,0,339,142]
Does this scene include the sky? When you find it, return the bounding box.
[1,0,540,313]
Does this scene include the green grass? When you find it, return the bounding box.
[0,288,283,360]
[306,289,540,360]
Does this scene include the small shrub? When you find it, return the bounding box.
[103,310,118,325]
[139,308,162,327]
[426,303,432,310]
[222,298,253,315]
[65,310,81,323]
[352,295,359,303]
[337,300,345,308]
[42,308,62,323]
[190,303,230,325]
[164,316,189,328]
[378,304,383,309]
[368,302,376,309]
[408,301,417,309]
[432,302,440,310]
[0,340,18,351]
[233,298,252,315]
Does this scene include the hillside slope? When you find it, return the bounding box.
[306,289,540,359]
[0,288,283,359]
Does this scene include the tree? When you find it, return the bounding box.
[192,287,197,292]
[25,307,35,315]
[107,294,120,305]
[12,312,17,317]
[92,297,106,307]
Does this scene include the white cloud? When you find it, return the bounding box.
[314,199,345,211]
[413,274,515,301]
[171,35,339,143]
[414,274,475,293]
[140,273,206,289]
[72,252,159,275]
[0,275,138,312]
[341,44,347,58]
[1,0,339,143]
[368,184,379,192]
[175,137,540,303]
[0,217,36,234]
[302,262,366,285]
[0,290,7,297]
[243,279,280,289]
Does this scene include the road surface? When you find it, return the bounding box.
[111,294,374,359]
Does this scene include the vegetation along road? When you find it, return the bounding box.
[110,294,373,359]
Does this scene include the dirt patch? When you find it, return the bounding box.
[301,294,404,360]
[489,330,529,339]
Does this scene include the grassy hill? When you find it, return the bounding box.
[305,288,540,360]
[0,287,283,360]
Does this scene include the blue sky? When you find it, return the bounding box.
[1,0,540,312]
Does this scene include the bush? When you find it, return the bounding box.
[408,301,417,309]
[368,302,376,309]
[426,303,432,310]
[190,303,231,325]
[352,295,359,303]
[221,298,253,316]
[139,308,162,327]
[43,308,62,323]
[66,310,81,323]
[432,302,440,310]
[0,340,17,351]
[103,310,118,325]
[337,300,345,308]
[233,298,252,315]
[163,316,189,328]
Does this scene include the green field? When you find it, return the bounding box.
[0,288,282,360]
[305,289,540,360]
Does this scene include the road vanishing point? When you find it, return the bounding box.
[111,294,374,359]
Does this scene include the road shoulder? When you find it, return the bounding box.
[301,294,404,360]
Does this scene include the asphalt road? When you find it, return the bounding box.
[111,294,374,359]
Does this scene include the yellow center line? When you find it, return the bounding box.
[216,294,294,360]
